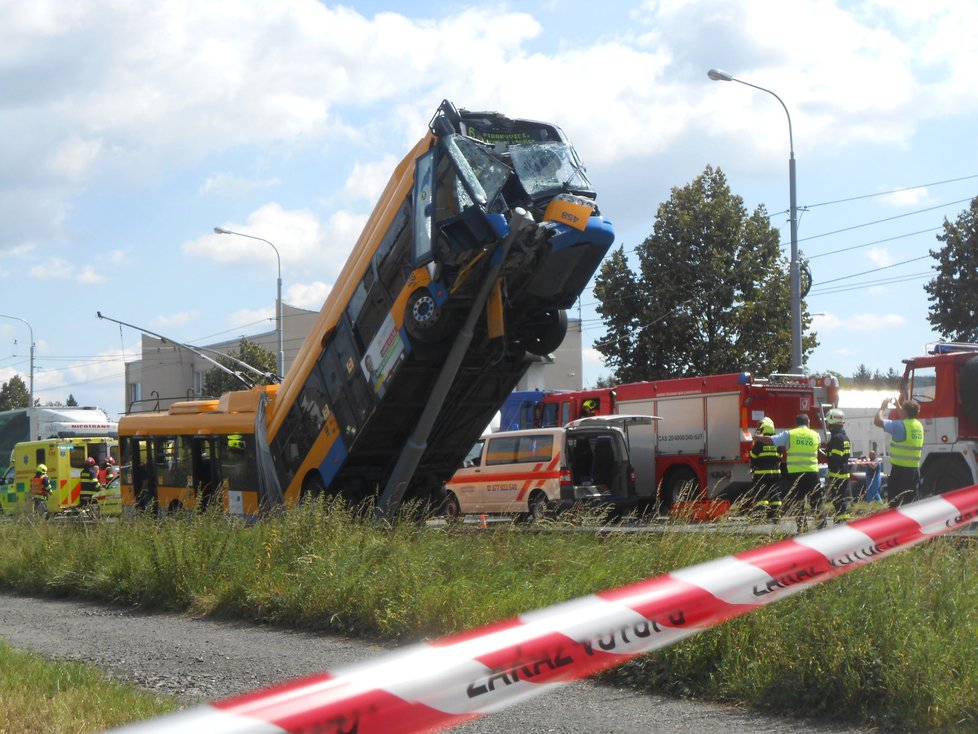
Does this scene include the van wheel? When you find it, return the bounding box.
[442,491,462,523]
[528,492,550,522]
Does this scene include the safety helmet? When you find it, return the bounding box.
[826,408,846,426]
[227,434,245,450]
[758,417,776,436]
[86,456,96,465]
[36,464,47,473]
[582,399,597,411]
[106,456,116,465]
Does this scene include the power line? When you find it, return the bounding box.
[815,254,933,287]
[804,173,978,209]
[791,197,972,248]
[809,271,933,297]
[805,227,941,260]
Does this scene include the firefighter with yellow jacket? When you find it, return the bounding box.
[749,417,782,520]
[755,413,823,531]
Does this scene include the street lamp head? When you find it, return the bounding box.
[214,227,230,235]
[708,68,734,82]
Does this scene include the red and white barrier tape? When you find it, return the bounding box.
[109,484,978,734]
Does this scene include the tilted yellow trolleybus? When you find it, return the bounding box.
[119,100,615,521]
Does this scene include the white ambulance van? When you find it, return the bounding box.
[442,416,651,521]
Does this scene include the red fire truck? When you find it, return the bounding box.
[534,372,840,518]
[897,342,978,495]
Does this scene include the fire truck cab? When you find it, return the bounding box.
[899,342,978,495]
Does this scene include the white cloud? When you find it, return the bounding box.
[582,347,608,367]
[812,311,905,331]
[191,202,367,285]
[199,172,281,197]
[155,311,199,328]
[338,156,399,204]
[879,186,930,207]
[285,282,331,311]
[866,246,893,267]
[28,256,106,284]
[849,312,905,330]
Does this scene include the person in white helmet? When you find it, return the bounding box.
[825,408,852,524]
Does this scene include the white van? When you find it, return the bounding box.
[442,417,650,521]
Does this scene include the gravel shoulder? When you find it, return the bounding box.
[0,591,876,734]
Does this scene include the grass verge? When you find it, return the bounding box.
[0,501,976,732]
[0,639,175,733]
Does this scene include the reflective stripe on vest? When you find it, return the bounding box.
[750,443,781,474]
[828,438,851,479]
[786,426,819,473]
[890,418,924,468]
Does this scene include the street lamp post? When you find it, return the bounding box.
[213,227,285,378]
[708,68,803,373]
[0,313,35,426]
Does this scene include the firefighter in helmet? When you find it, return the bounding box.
[580,399,597,418]
[755,413,823,532]
[825,408,853,523]
[749,417,782,520]
[30,464,52,497]
[80,456,101,503]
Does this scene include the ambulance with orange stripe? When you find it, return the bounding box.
[4,437,119,517]
[441,417,645,521]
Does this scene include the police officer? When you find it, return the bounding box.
[874,397,924,506]
[825,408,853,523]
[749,417,782,520]
[756,413,822,532]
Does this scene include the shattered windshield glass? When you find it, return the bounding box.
[444,135,511,211]
[509,142,591,197]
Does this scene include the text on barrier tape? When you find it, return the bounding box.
[107,483,978,734]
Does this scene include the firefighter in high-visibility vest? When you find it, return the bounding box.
[825,408,853,523]
[874,397,924,507]
[80,456,101,503]
[30,464,51,497]
[755,413,823,532]
[749,417,782,520]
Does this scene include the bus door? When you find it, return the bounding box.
[128,438,157,511]
[192,436,219,511]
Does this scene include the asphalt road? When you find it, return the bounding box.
[0,591,879,734]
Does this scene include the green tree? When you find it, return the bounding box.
[0,375,30,410]
[593,166,816,382]
[886,367,903,388]
[66,394,78,406]
[851,364,873,386]
[202,338,277,397]
[925,197,978,341]
[593,374,617,389]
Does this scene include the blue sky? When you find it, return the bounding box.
[2,0,977,421]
